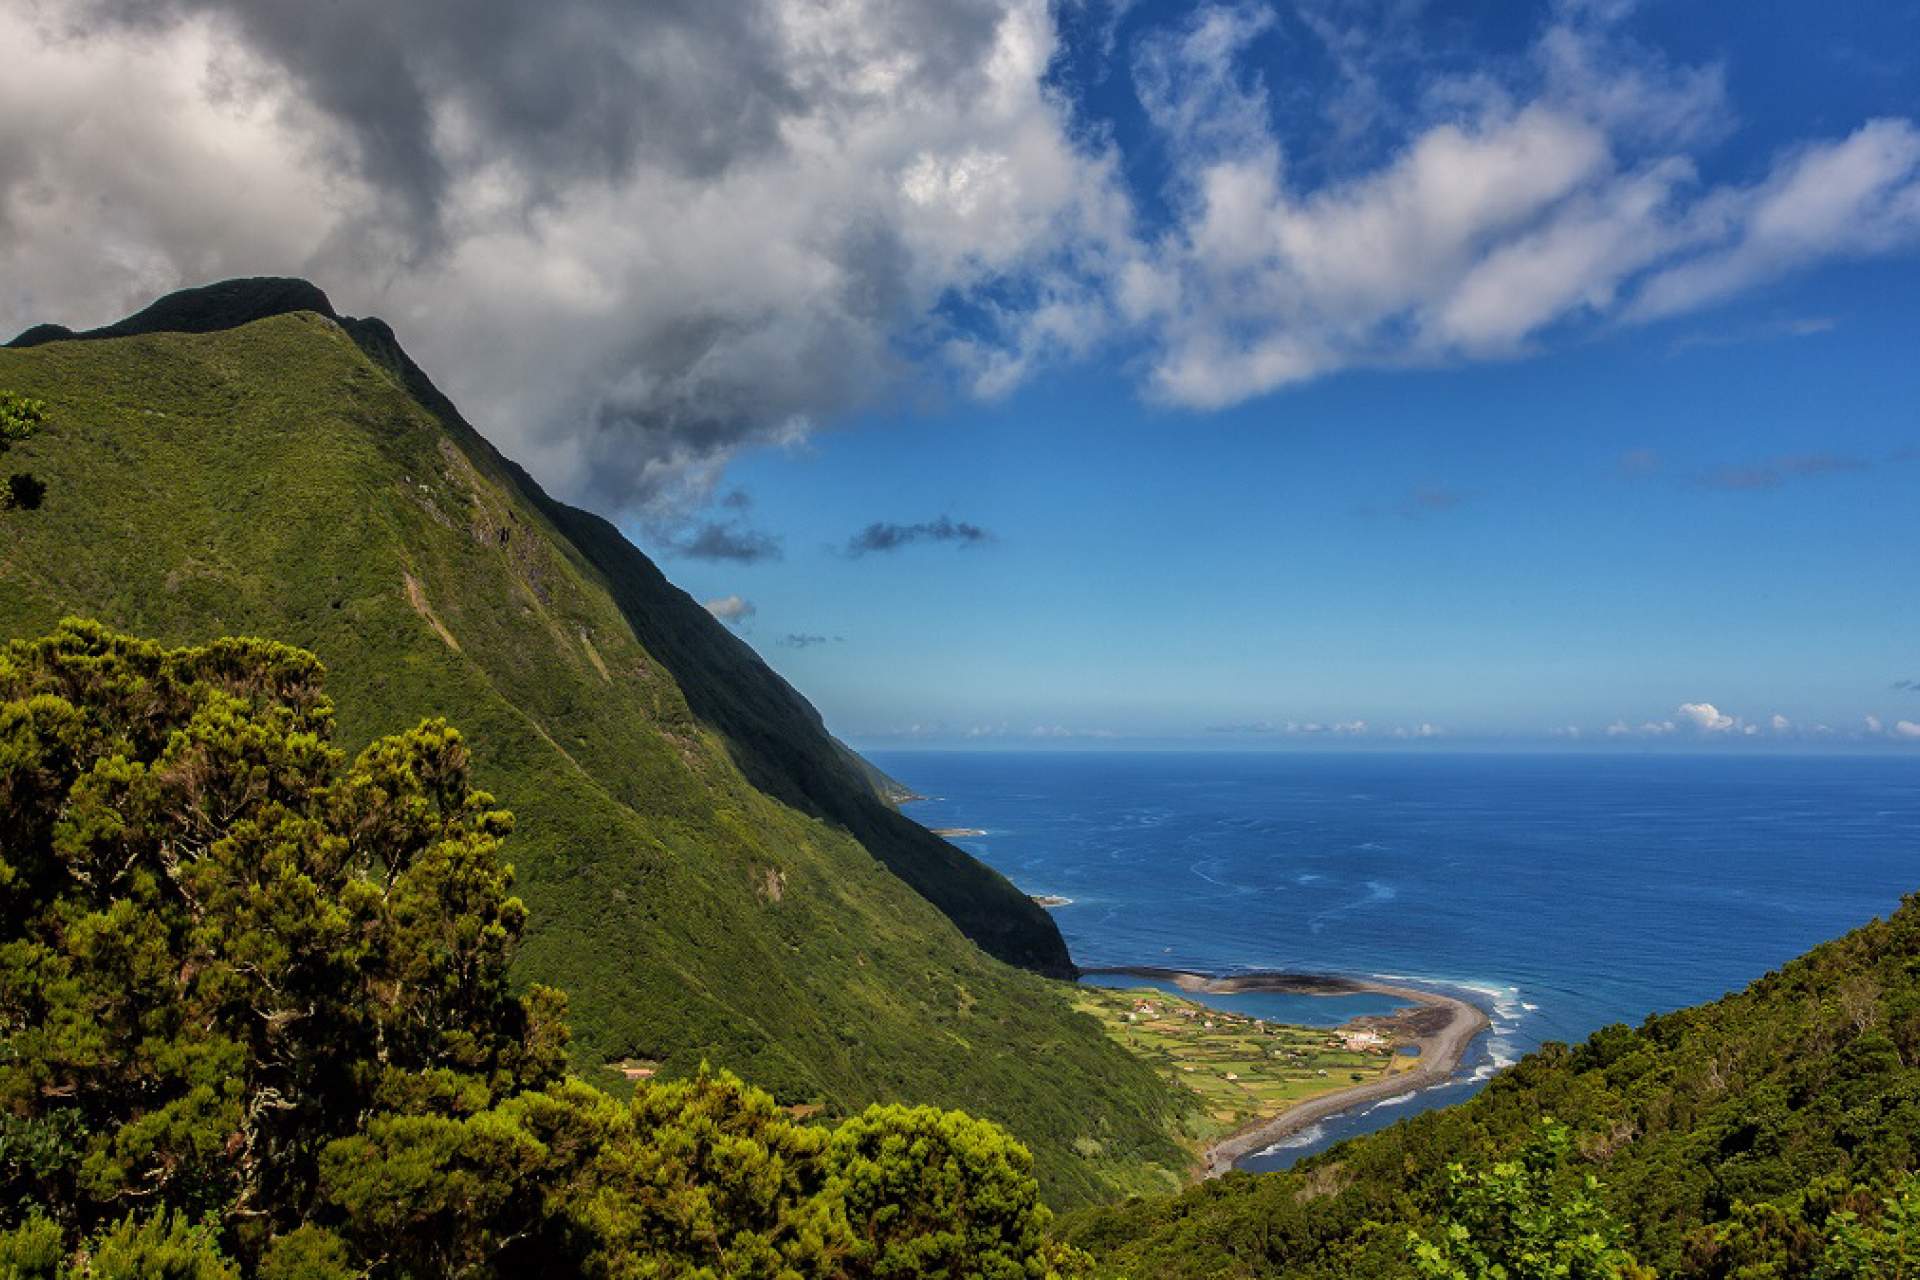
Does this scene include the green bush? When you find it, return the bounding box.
[0,389,45,509]
[0,619,1080,1278]
[1408,1120,1648,1280]
[1817,1171,1920,1280]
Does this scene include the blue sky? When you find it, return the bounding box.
[6,0,1918,747]
[694,272,1920,747]
[665,3,1920,747]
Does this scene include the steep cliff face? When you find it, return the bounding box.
[0,281,1189,1205]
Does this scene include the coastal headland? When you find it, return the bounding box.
[1080,967,1491,1177]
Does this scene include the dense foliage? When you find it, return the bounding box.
[0,389,45,509]
[0,620,1088,1277]
[1069,892,1920,1277]
[1407,1121,1648,1280]
[0,283,1192,1204]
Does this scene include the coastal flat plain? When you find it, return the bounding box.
[1069,983,1405,1136]
[879,748,1920,1165]
[1071,970,1489,1174]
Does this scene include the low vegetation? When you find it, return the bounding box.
[0,389,46,510]
[1070,985,1401,1141]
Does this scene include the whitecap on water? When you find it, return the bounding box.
[1255,1123,1327,1155]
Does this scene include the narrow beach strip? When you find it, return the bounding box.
[1081,967,1492,1178]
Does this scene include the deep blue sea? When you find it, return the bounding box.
[866,750,1920,1169]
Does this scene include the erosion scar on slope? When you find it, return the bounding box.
[403,571,461,652]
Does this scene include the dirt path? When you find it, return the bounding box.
[1081,967,1492,1178]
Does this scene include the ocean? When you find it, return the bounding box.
[866,749,1920,1169]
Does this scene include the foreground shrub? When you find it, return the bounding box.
[0,620,1080,1278]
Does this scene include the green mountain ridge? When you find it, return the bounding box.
[0,280,1191,1205]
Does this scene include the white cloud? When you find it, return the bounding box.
[1677,701,1736,733]
[1120,9,1920,409]
[1770,713,1792,733]
[1629,120,1920,321]
[1867,714,1885,734]
[1282,719,1370,736]
[1895,721,1920,740]
[5,0,1920,511]
[1029,724,1117,739]
[702,595,756,625]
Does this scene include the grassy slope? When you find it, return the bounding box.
[0,292,1191,1205]
[1069,894,1920,1276]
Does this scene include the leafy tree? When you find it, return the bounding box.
[1407,1120,1649,1280]
[72,1212,238,1280]
[555,1069,839,1279]
[0,390,45,509]
[0,620,1083,1279]
[1817,1171,1920,1279]
[0,619,565,1266]
[0,1211,66,1276]
[0,1211,236,1280]
[823,1104,1089,1279]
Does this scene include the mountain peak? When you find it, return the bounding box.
[8,277,338,348]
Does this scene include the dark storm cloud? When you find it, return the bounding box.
[843,516,993,557]
[1350,484,1475,520]
[67,0,1012,247]
[669,521,783,563]
[1398,485,1473,517]
[779,633,843,649]
[1618,448,1661,477]
[70,0,803,242]
[38,0,1022,518]
[1697,453,1873,492]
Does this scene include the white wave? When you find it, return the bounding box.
[1436,980,1528,1027]
[1254,1122,1327,1155]
[1362,972,1538,1081]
